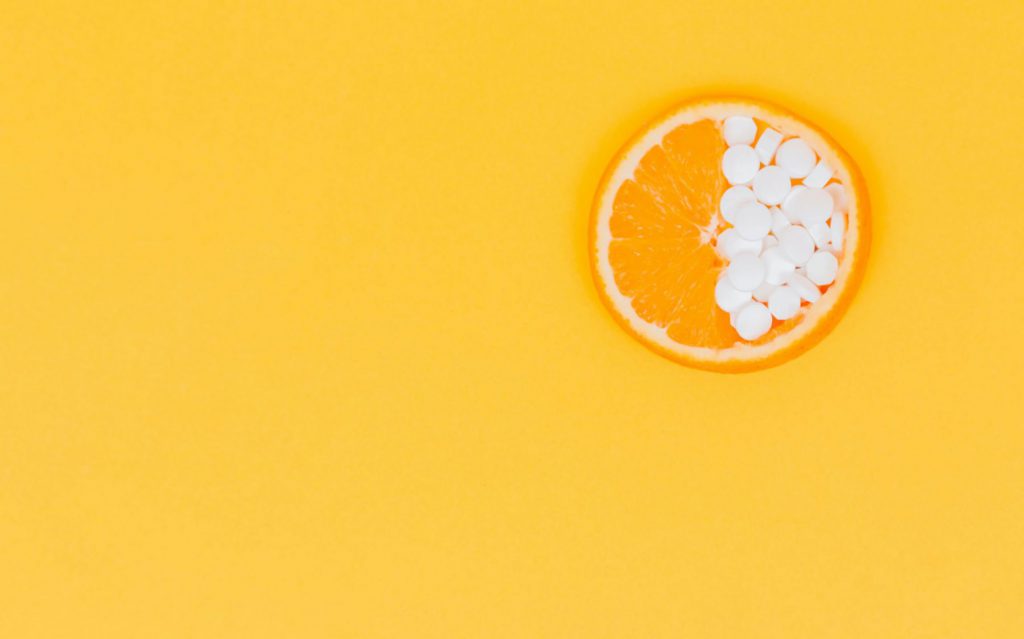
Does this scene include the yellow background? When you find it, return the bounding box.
[2,1,1023,637]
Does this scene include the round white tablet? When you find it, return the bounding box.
[782,185,805,221]
[754,128,783,164]
[719,185,756,223]
[722,145,760,185]
[753,281,777,303]
[767,285,801,320]
[726,252,766,292]
[803,159,834,188]
[761,247,796,285]
[825,183,848,212]
[715,228,763,260]
[778,225,815,265]
[733,201,771,241]
[723,116,756,146]
[805,250,839,286]
[751,166,791,205]
[775,138,816,178]
[830,213,845,252]
[734,302,773,341]
[807,221,831,249]
[783,186,833,226]
[715,276,752,312]
[771,208,790,235]
[786,272,822,303]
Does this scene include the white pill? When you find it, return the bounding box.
[715,276,753,312]
[722,145,760,185]
[825,183,848,212]
[723,116,756,146]
[775,138,816,178]
[754,128,783,164]
[803,159,834,188]
[733,201,771,241]
[761,246,796,285]
[726,252,766,292]
[830,213,845,252]
[781,185,805,221]
[767,285,801,320]
[752,281,777,303]
[763,233,779,249]
[783,186,833,226]
[807,221,831,249]
[715,228,763,260]
[734,302,773,341]
[805,250,839,286]
[771,208,790,235]
[778,225,815,265]
[786,272,821,303]
[719,185,756,223]
[751,166,791,205]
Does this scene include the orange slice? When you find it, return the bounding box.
[589,96,870,372]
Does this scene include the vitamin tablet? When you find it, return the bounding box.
[771,208,790,235]
[805,250,839,286]
[716,228,763,260]
[807,221,831,249]
[734,302,773,340]
[761,246,796,285]
[775,138,816,178]
[778,225,815,265]
[803,159,834,188]
[722,145,760,185]
[733,201,772,241]
[720,185,756,223]
[726,252,766,292]
[754,128,783,164]
[723,116,757,146]
[752,166,791,205]
[715,276,753,312]
[830,214,845,252]
[786,272,822,303]
[783,186,833,226]
[825,183,848,212]
[767,285,801,320]
[753,281,777,303]
[782,185,805,222]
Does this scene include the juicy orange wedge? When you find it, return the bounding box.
[589,96,870,372]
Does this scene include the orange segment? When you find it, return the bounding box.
[608,118,732,348]
[590,96,871,372]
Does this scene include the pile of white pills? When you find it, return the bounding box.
[715,116,847,341]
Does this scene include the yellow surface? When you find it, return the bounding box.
[1,1,1023,636]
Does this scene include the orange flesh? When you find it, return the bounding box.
[608,117,809,350]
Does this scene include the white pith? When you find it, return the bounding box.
[594,100,863,363]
